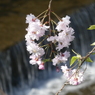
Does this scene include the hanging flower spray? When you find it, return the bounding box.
[25,0,95,95]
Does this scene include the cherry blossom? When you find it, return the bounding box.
[52,51,70,66]
[47,35,58,43]
[26,22,49,41]
[24,1,88,94]
[38,63,45,70]
[25,33,34,45]
[61,65,72,78]
[69,69,83,85]
[26,42,45,56]
[25,12,74,71]
[61,65,83,85]
[56,27,74,51]
[26,13,40,24]
[56,15,71,31]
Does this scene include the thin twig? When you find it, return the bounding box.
[48,0,52,35]
[48,0,52,10]
[36,9,48,18]
[51,11,61,21]
[55,82,68,95]
[79,47,95,67]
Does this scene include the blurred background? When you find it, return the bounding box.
[0,0,95,95]
[0,0,95,50]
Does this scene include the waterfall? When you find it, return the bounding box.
[0,50,12,95]
[70,3,95,57]
[0,3,95,95]
[0,40,59,95]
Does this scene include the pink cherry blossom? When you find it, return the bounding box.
[29,56,42,65]
[56,27,74,51]
[47,35,58,43]
[38,63,45,70]
[26,21,49,41]
[26,42,45,56]
[25,33,34,45]
[29,54,45,70]
[56,42,70,51]
[61,65,72,78]
[62,51,70,58]
[61,65,68,72]
[56,15,71,31]
[69,69,83,85]
[52,51,70,66]
[61,65,83,85]
[25,12,75,72]
[26,13,40,24]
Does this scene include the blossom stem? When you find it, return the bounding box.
[48,0,54,58]
[78,47,95,68]
[39,15,47,21]
[52,11,61,21]
[48,0,52,11]
[36,9,48,18]
[70,62,79,69]
[48,0,52,35]
[38,35,48,45]
[44,46,49,58]
[51,19,57,25]
[40,44,49,48]
[55,82,68,95]
[51,20,56,35]
[41,10,48,24]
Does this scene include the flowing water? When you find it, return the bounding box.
[0,3,95,95]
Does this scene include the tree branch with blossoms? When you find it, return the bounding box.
[25,0,74,70]
[25,0,95,95]
[55,46,95,95]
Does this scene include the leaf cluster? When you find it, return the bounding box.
[70,50,93,66]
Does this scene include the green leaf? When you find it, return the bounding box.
[85,57,93,63]
[88,25,95,30]
[76,54,81,59]
[91,42,95,46]
[43,58,51,63]
[70,56,77,66]
[72,49,78,55]
[92,52,95,55]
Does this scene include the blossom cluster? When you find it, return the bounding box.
[25,12,75,67]
[25,14,49,70]
[25,13,74,69]
[47,16,75,51]
[25,11,84,86]
[61,65,83,85]
[52,51,70,66]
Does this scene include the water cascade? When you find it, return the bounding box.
[0,3,95,95]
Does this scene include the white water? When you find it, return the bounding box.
[15,62,95,95]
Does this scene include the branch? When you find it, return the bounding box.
[55,47,95,95]
[79,47,95,67]
[48,0,52,10]
[55,82,68,95]
[48,0,52,35]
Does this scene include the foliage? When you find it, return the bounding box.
[88,25,95,30]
